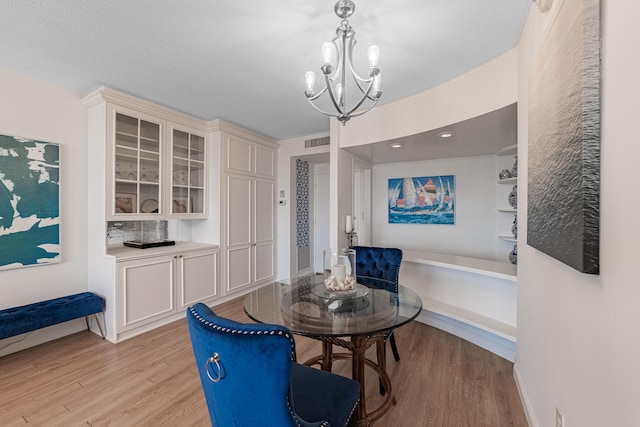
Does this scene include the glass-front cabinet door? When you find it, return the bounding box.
[111,111,162,218]
[169,126,207,218]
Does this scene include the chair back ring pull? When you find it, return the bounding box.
[206,352,223,382]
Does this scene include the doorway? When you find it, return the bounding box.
[291,157,330,277]
[313,163,330,272]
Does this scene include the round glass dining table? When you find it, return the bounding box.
[243,274,423,427]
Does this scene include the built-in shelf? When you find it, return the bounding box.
[403,250,517,282]
[498,235,517,242]
[497,144,517,156]
[498,177,517,185]
[400,250,518,357]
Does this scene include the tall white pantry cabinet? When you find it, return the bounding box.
[83,88,219,343]
[211,121,278,296]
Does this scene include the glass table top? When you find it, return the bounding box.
[243,274,423,338]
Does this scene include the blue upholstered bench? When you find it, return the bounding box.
[0,292,105,340]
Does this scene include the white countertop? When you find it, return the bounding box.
[106,241,219,262]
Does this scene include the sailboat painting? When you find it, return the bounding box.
[388,175,455,225]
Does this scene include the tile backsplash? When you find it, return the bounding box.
[107,220,168,246]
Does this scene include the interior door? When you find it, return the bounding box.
[254,178,275,283]
[226,174,252,291]
[352,161,371,246]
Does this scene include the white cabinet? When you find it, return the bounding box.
[225,174,276,292]
[112,245,218,340]
[109,107,165,219]
[117,254,176,332]
[85,88,209,221]
[224,134,276,178]
[221,131,277,295]
[168,124,208,218]
[177,249,218,307]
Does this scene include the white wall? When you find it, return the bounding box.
[372,155,501,260]
[514,1,640,426]
[0,67,88,354]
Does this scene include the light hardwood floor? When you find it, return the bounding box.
[0,296,527,426]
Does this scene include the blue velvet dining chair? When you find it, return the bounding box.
[352,246,403,394]
[187,303,360,427]
[352,246,403,360]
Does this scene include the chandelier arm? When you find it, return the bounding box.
[348,65,375,86]
[306,98,343,118]
[345,36,367,86]
[351,74,371,95]
[345,79,375,115]
[340,32,349,111]
[307,85,329,102]
[345,36,376,99]
[324,73,344,114]
[349,74,379,103]
[346,97,380,118]
[331,37,343,81]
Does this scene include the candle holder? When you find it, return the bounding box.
[345,215,357,247]
[323,248,357,293]
[346,231,358,248]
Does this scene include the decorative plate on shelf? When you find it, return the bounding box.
[140,198,159,213]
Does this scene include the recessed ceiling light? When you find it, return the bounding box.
[390,143,403,149]
[438,131,453,138]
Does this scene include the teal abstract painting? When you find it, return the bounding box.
[0,134,60,270]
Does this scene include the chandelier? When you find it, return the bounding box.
[304,0,382,125]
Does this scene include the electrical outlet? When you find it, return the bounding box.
[556,407,565,427]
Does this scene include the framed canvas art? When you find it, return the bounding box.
[388,175,455,225]
[0,134,60,270]
[527,0,600,274]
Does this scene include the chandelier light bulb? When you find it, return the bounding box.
[321,42,336,65]
[305,71,316,92]
[336,83,344,104]
[367,45,380,67]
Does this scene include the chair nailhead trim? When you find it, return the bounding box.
[189,305,296,359]
[286,396,329,427]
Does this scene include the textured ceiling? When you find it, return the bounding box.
[0,1,531,141]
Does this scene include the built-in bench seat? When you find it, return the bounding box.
[0,292,105,340]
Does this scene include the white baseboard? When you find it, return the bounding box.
[416,309,517,362]
[513,364,538,427]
